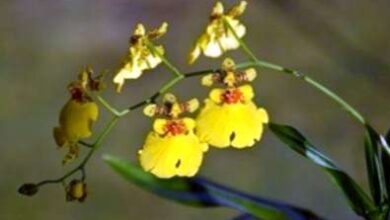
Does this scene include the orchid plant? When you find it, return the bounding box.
[19,1,389,220]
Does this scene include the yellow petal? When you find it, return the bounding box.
[148,22,169,39]
[163,93,177,104]
[196,100,233,148]
[170,103,182,118]
[211,2,224,17]
[202,36,224,58]
[182,117,196,131]
[196,100,268,148]
[209,88,224,104]
[258,108,269,124]
[238,84,254,102]
[134,23,146,36]
[226,1,248,18]
[58,100,99,143]
[143,104,157,117]
[158,22,168,35]
[153,119,168,135]
[201,74,214,87]
[188,45,201,64]
[220,34,240,51]
[53,127,66,147]
[223,71,236,87]
[139,132,207,178]
[186,99,200,113]
[235,22,246,38]
[113,63,143,92]
[244,68,257,82]
[222,58,236,70]
[145,45,163,69]
[229,103,267,148]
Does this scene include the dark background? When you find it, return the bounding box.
[1,0,390,219]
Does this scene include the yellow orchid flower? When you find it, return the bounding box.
[188,1,247,64]
[138,94,208,178]
[113,22,168,92]
[54,75,99,164]
[196,58,269,148]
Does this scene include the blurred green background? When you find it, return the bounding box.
[2,0,390,219]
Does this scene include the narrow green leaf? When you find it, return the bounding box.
[269,123,376,217]
[384,129,390,201]
[103,155,324,220]
[364,125,388,206]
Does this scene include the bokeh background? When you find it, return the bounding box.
[1,0,390,219]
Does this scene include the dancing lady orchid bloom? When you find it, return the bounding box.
[188,1,247,64]
[139,94,208,178]
[114,22,168,92]
[53,69,100,164]
[196,58,269,148]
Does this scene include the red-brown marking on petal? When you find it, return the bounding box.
[220,88,244,104]
[164,120,188,136]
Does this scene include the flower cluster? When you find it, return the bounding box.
[22,0,270,201]
[50,0,263,178]
[139,58,269,178]
[50,0,262,178]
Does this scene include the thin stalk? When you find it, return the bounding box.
[82,116,119,166]
[96,95,121,116]
[146,40,183,77]
[223,18,258,63]
[252,60,366,125]
[224,17,367,125]
[159,75,184,94]
[36,116,119,187]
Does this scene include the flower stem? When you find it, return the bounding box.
[82,116,119,167]
[36,116,119,187]
[159,75,184,94]
[252,60,366,125]
[146,40,183,77]
[223,18,258,63]
[224,17,367,126]
[96,95,121,116]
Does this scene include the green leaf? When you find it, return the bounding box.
[104,155,324,220]
[384,129,390,201]
[269,123,376,217]
[364,125,388,206]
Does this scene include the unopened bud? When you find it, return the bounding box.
[66,180,87,202]
[18,183,39,196]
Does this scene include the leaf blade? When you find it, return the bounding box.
[104,154,323,220]
[384,129,390,200]
[269,122,376,217]
[364,125,388,206]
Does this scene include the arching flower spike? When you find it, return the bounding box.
[113,22,168,92]
[188,1,247,64]
[139,94,208,178]
[196,58,269,148]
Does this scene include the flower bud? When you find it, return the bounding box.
[66,180,87,202]
[18,183,39,196]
